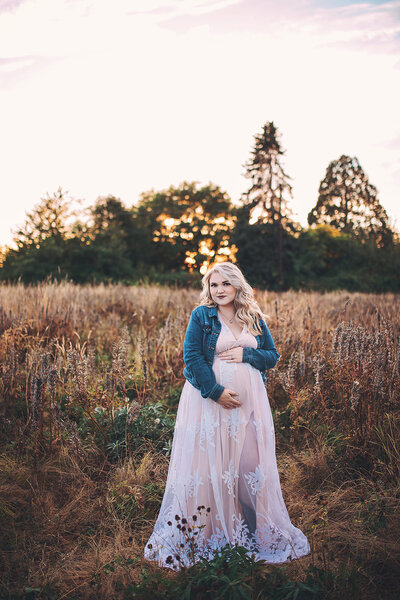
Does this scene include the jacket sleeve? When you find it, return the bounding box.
[242,320,280,371]
[183,309,225,402]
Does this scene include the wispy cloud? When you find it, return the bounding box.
[306,1,400,55]
[127,0,243,17]
[0,54,61,88]
[2,1,399,59]
[380,132,400,150]
[0,55,35,71]
[150,0,400,54]
[0,0,26,14]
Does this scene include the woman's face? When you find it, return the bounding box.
[209,271,236,307]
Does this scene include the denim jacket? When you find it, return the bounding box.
[183,304,280,402]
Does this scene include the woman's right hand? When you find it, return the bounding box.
[217,388,241,409]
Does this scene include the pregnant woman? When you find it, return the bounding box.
[144,261,310,569]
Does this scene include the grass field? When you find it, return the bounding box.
[0,282,399,599]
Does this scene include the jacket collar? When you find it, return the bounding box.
[205,304,219,317]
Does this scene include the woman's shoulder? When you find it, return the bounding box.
[190,304,217,326]
[254,315,270,335]
[188,305,206,323]
[258,315,267,327]
[191,304,213,316]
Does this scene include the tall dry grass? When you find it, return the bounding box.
[0,282,399,599]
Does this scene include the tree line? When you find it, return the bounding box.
[1,121,399,291]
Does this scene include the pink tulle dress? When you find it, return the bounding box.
[144,312,310,570]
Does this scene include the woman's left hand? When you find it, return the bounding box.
[219,347,243,363]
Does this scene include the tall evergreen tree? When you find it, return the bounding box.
[235,121,297,290]
[242,121,295,228]
[308,155,392,246]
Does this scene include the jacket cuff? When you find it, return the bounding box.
[242,347,253,364]
[209,383,225,402]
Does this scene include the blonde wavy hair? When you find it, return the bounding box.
[198,262,267,336]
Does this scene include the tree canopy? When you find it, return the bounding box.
[12,187,72,249]
[308,155,392,246]
[136,181,237,273]
[1,125,399,291]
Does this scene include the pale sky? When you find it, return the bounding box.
[1,0,399,249]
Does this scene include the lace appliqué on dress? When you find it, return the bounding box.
[223,408,247,442]
[222,459,239,497]
[198,409,219,451]
[185,469,204,498]
[244,464,266,496]
[179,409,219,452]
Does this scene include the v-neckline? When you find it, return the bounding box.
[217,311,244,341]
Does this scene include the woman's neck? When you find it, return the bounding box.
[218,304,235,320]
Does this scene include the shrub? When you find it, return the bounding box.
[79,402,175,462]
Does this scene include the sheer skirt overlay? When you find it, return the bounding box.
[144,317,310,569]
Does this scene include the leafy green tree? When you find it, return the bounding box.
[0,238,66,283]
[0,246,6,269]
[135,181,236,273]
[80,195,139,282]
[0,191,138,284]
[295,225,400,292]
[0,188,74,282]
[12,187,72,249]
[232,211,299,290]
[308,155,392,246]
[296,225,366,290]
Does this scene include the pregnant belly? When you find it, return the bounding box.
[213,357,254,403]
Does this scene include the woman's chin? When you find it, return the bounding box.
[215,299,233,306]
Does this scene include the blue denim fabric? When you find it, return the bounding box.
[183,304,280,402]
